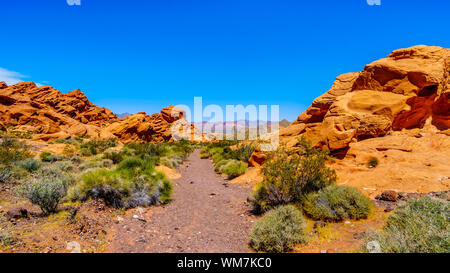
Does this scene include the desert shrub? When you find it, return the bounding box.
[0,166,12,183]
[80,147,94,156]
[22,178,67,215]
[62,145,77,158]
[70,156,83,164]
[230,144,256,162]
[68,157,173,208]
[368,157,379,168]
[16,158,41,172]
[79,161,103,171]
[101,159,114,168]
[80,138,118,156]
[302,185,372,222]
[36,165,75,188]
[103,151,125,164]
[49,138,78,145]
[0,228,17,247]
[169,139,195,157]
[0,136,32,164]
[125,142,168,158]
[55,161,75,172]
[220,160,248,179]
[200,146,210,159]
[39,152,52,162]
[160,155,184,169]
[39,152,66,162]
[248,138,336,213]
[363,197,449,253]
[214,159,230,172]
[250,205,308,253]
[211,153,225,164]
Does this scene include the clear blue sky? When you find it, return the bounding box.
[1,0,449,121]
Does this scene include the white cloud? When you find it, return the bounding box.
[0,67,29,85]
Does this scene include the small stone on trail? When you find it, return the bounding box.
[376,190,398,202]
[132,215,147,222]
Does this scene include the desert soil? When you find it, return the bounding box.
[107,149,256,253]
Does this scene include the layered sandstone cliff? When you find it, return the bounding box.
[280,45,450,151]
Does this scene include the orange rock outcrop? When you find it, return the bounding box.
[0,82,210,143]
[280,45,450,151]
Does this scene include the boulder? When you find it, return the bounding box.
[248,148,267,167]
[376,190,399,202]
[6,207,29,220]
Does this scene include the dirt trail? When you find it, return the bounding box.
[108,149,255,253]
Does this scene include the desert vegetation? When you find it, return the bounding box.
[250,205,309,253]
[363,197,449,253]
[0,134,195,216]
[302,185,372,222]
[247,137,374,252]
[200,141,255,179]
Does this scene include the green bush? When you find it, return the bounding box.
[248,138,336,213]
[363,197,449,253]
[78,159,112,171]
[39,152,66,162]
[68,157,173,208]
[16,158,41,172]
[103,151,125,164]
[250,205,308,253]
[0,166,12,183]
[230,144,256,162]
[80,147,94,157]
[49,138,78,145]
[160,155,183,169]
[22,178,67,215]
[70,156,83,164]
[55,161,75,172]
[0,228,17,247]
[302,185,372,222]
[0,136,32,164]
[211,153,225,164]
[368,157,379,168]
[220,160,248,179]
[80,138,118,156]
[36,165,75,188]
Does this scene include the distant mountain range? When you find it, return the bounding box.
[193,119,291,134]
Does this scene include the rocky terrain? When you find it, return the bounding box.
[245,45,450,196]
[0,45,448,253]
[0,82,212,143]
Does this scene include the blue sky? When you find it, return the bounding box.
[1,0,449,121]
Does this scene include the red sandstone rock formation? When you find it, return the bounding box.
[280,45,450,151]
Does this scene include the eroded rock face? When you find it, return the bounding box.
[248,148,267,167]
[281,45,450,151]
[0,82,208,143]
[106,106,216,143]
[107,111,174,143]
[0,82,117,141]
